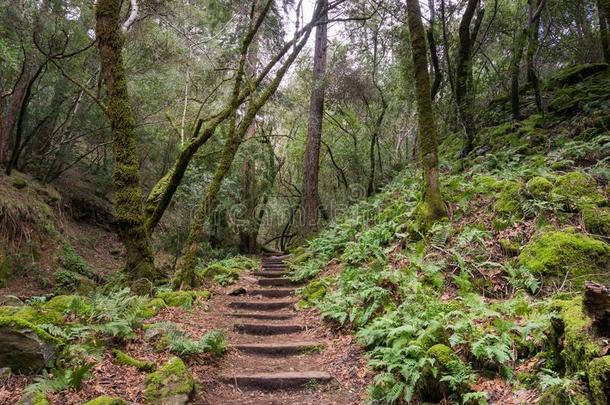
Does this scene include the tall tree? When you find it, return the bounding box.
[511,0,545,119]
[301,0,328,237]
[455,0,483,157]
[406,0,447,221]
[597,0,610,63]
[96,0,158,289]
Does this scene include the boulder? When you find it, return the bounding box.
[0,317,59,374]
[144,357,195,404]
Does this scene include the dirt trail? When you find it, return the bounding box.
[196,255,369,404]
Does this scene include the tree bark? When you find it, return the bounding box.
[525,0,545,113]
[96,0,158,290]
[583,281,610,336]
[597,0,610,63]
[455,0,481,157]
[301,0,328,238]
[174,19,315,289]
[427,0,442,99]
[510,28,528,120]
[406,0,447,221]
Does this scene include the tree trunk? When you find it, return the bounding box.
[427,0,442,99]
[455,0,481,157]
[510,28,528,120]
[174,19,315,289]
[583,281,610,336]
[301,0,328,238]
[96,0,158,290]
[525,0,545,113]
[406,0,447,221]
[0,65,33,168]
[597,0,610,63]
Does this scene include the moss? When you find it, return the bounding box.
[54,269,95,295]
[0,254,10,288]
[550,298,602,374]
[553,171,605,209]
[156,290,210,307]
[548,63,609,87]
[427,344,459,367]
[499,238,520,256]
[288,251,314,266]
[526,176,553,199]
[143,357,195,404]
[19,392,51,405]
[60,244,93,277]
[494,181,524,216]
[538,384,590,405]
[13,305,64,325]
[82,396,126,405]
[112,349,156,372]
[413,201,447,233]
[588,356,610,405]
[0,306,19,317]
[583,207,610,238]
[44,295,91,316]
[12,177,27,189]
[139,298,167,318]
[0,316,61,344]
[297,278,330,309]
[519,230,610,287]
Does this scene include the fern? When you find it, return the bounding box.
[23,364,92,396]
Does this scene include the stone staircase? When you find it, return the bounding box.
[220,255,332,392]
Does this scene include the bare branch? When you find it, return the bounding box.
[122,0,139,32]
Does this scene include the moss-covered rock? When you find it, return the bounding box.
[494,181,524,216]
[419,344,465,401]
[288,251,314,266]
[583,207,610,238]
[297,278,331,309]
[44,294,91,317]
[588,356,610,405]
[549,298,603,374]
[156,290,210,308]
[526,176,554,199]
[112,349,156,371]
[19,391,51,405]
[13,305,64,325]
[0,316,60,374]
[548,63,609,87]
[553,171,605,210]
[82,396,126,405]
[143,357,195,404]
[538,384,590,405]
[499,238,521,256]
[54,269,96,295]
[519,230,610,287]
[139,298,167,318]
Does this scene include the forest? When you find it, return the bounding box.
[0,0,609,403]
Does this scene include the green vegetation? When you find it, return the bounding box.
[143,357,195,403]
[112,349,156,372]
[81,396,126,405]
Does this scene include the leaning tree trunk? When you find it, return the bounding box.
[96,0,158,290]
[510,28,528,120]
[301,0,328,238]
[406,0,447,221]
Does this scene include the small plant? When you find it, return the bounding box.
[23,364,92,396]
[149,322,226,356]
[503,264,540,294]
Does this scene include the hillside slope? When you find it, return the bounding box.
[288,64,610,404]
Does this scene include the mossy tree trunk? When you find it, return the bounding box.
[455,0,483,157]
[406,0,448,221]
[525,0,545,114]
[143,0,305,233]
[598,0,610,63]
[301,0,328,238]
[174,16,316,289]
[96,0,158,288]
[510,28,528,120]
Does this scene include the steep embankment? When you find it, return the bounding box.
[287,64,610,404]
[0,170,120,299]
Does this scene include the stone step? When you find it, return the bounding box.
[221,371,332,390]
[258,278,299,287]
[226,312,295,320]
[260,266,287,270]
[230,341,323,355]
[252,271,286,278]
[228,300,294,311]
[233,323,307,335]
[248,288,294,298]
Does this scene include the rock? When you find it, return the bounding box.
[552,171,605,210]
[156,290,210,307]
[82,395,126,405]
[583,206,610,238]
[227,287,246,296]
[525,176,553,199]
[519,229,610,287]
[144,357,195,404]
[0,317,59,374]
[0,295,23,307]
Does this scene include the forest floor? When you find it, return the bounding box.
[0,255,370,404]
